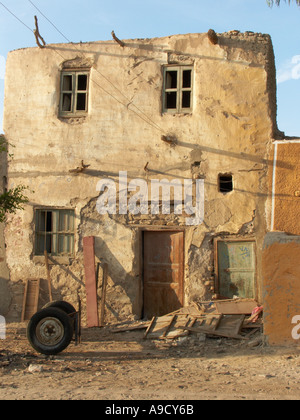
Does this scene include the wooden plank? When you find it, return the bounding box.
[164,316,196,339]
[33,279,40,316]
[193,314,222,331]
[211,314,222,331]
[215,299,258,315]
[179,325,246,340]
[21,280,29,321]
[44,250,53,302]
[216,314,245,336]
[146,315,200,340]
[144,316,156,339]
[111,323,150,333]
[99,263,108,327]
[148,318,174,338]
[178,314,247,340]
[83,236,99,328]
[162,315,176,337]
[21,279,40,321]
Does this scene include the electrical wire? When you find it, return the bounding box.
[0,0,165,135]
[27,0,71,43]
[0,1,33,33]
[27,0,166,134]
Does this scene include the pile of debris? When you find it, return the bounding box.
[111,299,263,342]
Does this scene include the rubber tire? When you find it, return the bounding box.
[27,307,74,355]
[42,300,76,315]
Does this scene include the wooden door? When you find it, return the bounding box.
[216,240,256,299]
[143,231,184,319]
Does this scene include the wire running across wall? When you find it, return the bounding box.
[0,0,167,152]
[26,0,166,135]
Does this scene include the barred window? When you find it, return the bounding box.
[35,209,75,256]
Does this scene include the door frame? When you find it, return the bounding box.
[140,227,185,318]
[214,237,257,300]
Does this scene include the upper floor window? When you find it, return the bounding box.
[59,70,89,117]
[35,209,75,256]
[163,66,193,114]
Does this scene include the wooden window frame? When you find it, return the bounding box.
[59,69,90,117]
[163,65,193,114]
[214,237,257,300]
[35,208,75,257]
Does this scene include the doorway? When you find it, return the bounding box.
[143,230,184,319]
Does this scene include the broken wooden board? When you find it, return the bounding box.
[173,306,204,316]
[21,279,40,321]
[110,307,252,341]
[180,314,246,340]
[180,326,246,340]
[162,316,196,340]
[144,315,197,340]
[144,315,173,339]
[111,322,150,333]
[83,236,99,328]
[99,263,108,327]
[192,314,222,331]
[142,312,223,340]
[215,314,245,336]
[214,299,258,315]
[44,250,53,302]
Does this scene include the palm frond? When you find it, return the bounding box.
[267,0,300,6]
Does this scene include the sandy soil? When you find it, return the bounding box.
[1,322,300,401]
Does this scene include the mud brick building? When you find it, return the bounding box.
[2,30,295,344]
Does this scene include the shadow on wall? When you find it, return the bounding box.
[93,235,141,322]
[0,277,11,315]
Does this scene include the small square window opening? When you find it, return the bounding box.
[218,174,233,193]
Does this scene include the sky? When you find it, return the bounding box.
[0,0,299,137]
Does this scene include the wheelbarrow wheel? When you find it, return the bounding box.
[42,300,76,315]
[27,307,74,355]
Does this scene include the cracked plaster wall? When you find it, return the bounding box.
[2,31,276,322]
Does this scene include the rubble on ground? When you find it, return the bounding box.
[110,298,264,347]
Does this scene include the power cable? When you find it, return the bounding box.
[0,0,170,173]
[27,0,71,43]
[27,0,165,134]
[0,1,33,33]
[1,0,165,134]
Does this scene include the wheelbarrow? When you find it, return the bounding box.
[26,299,81,355]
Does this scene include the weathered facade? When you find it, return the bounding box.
[263,140,300,346]
[2,31,279,324]
[0,137,10,314]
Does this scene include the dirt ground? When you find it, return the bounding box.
[1,322,300,401]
